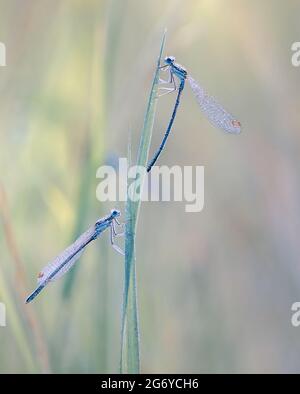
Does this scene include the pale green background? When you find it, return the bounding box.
[0,0,300,373]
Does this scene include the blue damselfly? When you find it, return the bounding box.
[25,209,123,304]
[147,56,241,172]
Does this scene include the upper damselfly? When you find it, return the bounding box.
[25,209,123,304]
[147,56,241,172]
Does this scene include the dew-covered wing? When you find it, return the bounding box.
[37,225,95,285]
[187,75,241,134]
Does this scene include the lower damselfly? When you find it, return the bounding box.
[25,209,123,304]
[147,56,241,172]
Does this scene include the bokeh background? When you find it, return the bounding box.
[1,0,300,373]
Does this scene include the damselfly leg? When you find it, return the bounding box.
[110,224,124,255]
[110,218,124,255]
[158,67,177,97]
[158,64,170,70]
[112,218,124,237]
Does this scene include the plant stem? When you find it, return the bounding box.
[120,30,166,374]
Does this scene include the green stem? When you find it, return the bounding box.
[120,30,166,374]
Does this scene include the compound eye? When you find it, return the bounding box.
[111,209,120,217]
[164,56,175,64]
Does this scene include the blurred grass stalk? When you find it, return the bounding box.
[62,1,126,301]
[120,31,166,373]
[61,3,125,372]
[0,183,50,372]
[0,275,37,372]
[59,14,109,371]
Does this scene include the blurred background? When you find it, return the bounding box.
[0,0,300,373]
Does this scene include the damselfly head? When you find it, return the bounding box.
[110,209,121,218]
[165,56,175,65]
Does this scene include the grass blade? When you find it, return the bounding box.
[120,30,166,373]
[0,273,37,372]
[0,184,50,372]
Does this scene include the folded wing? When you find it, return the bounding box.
[37,226,95,285]
[188,75,241,134]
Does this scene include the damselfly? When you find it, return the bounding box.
[147,56,241,172]
[25,209,123,304]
